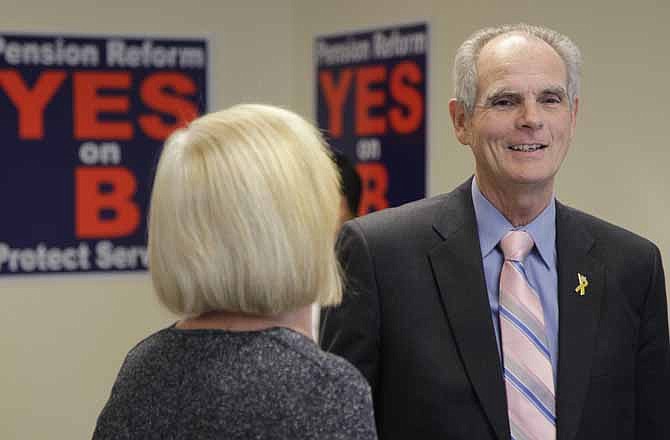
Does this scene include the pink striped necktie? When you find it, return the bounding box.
[499,230,555,440]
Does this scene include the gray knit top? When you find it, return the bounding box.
[93,325,377,439]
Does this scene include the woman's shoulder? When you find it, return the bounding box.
[267,328,370,388]
[122,325,177,362]
[264,329,377,438]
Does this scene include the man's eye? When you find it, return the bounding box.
[541,95,562,104]
[492,98,515,107]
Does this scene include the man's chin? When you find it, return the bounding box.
[508,175,556,192]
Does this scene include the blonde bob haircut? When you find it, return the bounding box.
[148,104,343,316]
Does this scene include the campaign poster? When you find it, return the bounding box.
[316,23,427,215]
[0,33,208,276]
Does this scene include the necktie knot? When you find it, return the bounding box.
[500,230,534,262]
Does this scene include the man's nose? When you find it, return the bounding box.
[516,102,544,130]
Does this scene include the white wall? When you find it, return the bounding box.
[2,1,669,438]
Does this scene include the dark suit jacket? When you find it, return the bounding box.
[321,179,670,440]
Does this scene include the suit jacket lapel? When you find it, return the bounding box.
[428,180,510,440]
[555,202,605,440]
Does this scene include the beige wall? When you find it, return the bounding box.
[2,1,669,438]
[0,1,294,439]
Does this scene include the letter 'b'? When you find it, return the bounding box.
[75,167,140,238]
[356,162,389,215]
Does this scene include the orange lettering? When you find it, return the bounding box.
[319,69,353,138]
[356,66,387,136]
[356,162,389,214]
[389,61,423,134]
[75,167,140,238]
[139,72,198,141]
[0,70,66,140]
[74,72,132,140]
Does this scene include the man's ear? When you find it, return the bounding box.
[449,99,470,145]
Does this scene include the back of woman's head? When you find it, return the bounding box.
[148,104,342,316]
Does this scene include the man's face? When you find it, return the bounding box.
[451,33,578,194]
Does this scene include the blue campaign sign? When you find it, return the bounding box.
[316,23,427,214]
[0,33,208,276]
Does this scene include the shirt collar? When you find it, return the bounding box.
[471,178,556,268]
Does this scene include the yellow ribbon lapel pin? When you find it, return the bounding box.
[575,273,589,296]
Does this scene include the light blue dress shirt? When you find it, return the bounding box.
[471,178,559,383]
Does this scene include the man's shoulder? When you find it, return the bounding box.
[358,193,449,227]
[352,182,469,235]
[558,202,659,256]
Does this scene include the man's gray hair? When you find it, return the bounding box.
[453,23,582,114]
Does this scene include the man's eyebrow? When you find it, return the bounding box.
[483,86,568,103]
[484,88,520,103]
[540,86,567,97]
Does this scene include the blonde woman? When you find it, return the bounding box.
[93,104,377,440]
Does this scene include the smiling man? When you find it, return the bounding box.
[321,24,669,440]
